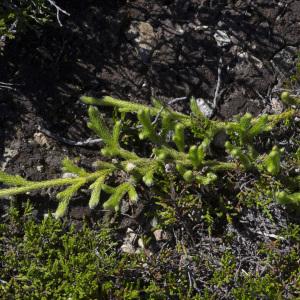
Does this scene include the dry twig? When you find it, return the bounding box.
[46,0,70,27]
[37,125,102,146]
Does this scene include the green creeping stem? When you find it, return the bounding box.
[81,96,296,131]
[225,141,252,170]
[203,161,238,172]
[188,145,200,167]
[103,182,138,211]
[263,146,283,176]
[81,96,191,127]
[117,148,140,160]
[0,170,112,198]
[281,91,300,106]
[276,191,300,206]
[172,123,185,152]
[138,109,162,144]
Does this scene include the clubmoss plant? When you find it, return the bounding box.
[0,93,299,217]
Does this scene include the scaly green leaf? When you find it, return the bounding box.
[62,158,88,177]
[0,171,29,186]
[87,106,112,144]
[89,176,106,209]
[55,180,86,218]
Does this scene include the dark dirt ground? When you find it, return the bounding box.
[0,1,299,297]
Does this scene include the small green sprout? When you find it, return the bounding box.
[281,91,300,106]
[172,123,185,152]
[276,191,300,206]
[263,146,283,176]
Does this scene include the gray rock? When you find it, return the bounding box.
[214,30,231,47]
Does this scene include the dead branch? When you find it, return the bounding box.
[46,0,70,27]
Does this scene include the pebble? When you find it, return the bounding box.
[214,30,231,47]
[153,229,169,241]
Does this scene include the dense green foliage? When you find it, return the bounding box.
[0,202,299,299]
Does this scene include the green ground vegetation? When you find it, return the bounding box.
[0,201,299,299]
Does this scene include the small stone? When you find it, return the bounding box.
[125,162,136,172]
[150,217,158,228]
[153,229,168,241]
[196,98,214,118]
[214,30,231,47]
[125,228,138,244]
[138,238,145,249]
[120,199,130,214]
[121,228,139,254]
[62,172,77,179]
[36,165,43,172]
[126,21,157,64]
[33,132,51,148]
[165,163,173,173]
[121,244,136,254]
[270,98,284,114]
